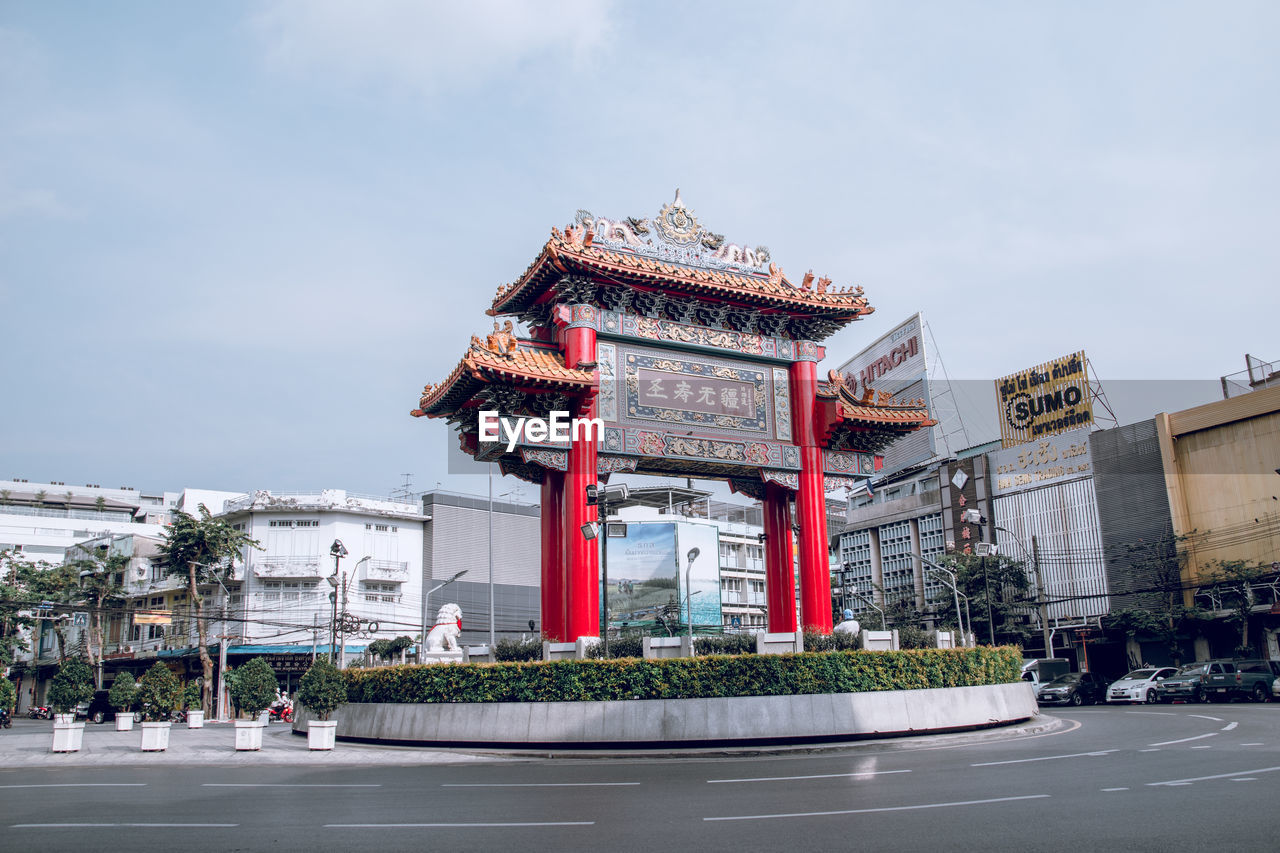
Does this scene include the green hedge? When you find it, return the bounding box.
[345,646,1021,704]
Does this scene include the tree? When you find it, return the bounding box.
[156,505,260,715]
[227,657,278,718]
[48,657,94,714]
[17,560,81,661]
[0,676,16,712]
[65,550,126,683]
[1203,559,1270,656]
[137,661,180,721]
[931,554,1031,647]
[296,659,346,721]
[108,672,138,713]
[33,490,47,509]
[94,496,106,513]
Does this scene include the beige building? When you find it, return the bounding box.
[1156,385,1280,585]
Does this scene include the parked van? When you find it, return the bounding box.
[1021,658,1071,691]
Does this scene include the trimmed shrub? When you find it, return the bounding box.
[107,672,138,712]
[0,677,16,712]
[691,634,756,656]
[297,659,347,720]
[137,662,181,721]
[48,657,95,713]
[803,632,860,653]
[343,646,1022,705]
[227,657,278,717]
[494,638,542,662]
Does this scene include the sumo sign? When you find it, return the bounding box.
[995,351,1094,448]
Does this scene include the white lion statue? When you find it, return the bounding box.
[425,603,463,652]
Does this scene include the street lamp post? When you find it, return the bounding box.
[911,553,968,646]
[328,540,347,665]
[685,547,701,644]
[996,525,1052,657]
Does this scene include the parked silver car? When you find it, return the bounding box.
[1107,667,1178,704]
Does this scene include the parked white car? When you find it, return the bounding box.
[1107,667,1178,704]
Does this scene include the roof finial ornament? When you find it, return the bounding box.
[673,188,684,207]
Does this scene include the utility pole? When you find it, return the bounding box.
[1033,534,1052,657]
[981,555,995,645]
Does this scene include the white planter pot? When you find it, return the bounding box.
[140,721,171,751]
[235,720,265,751]
[307,720,337,751]
[186,710,205,729]
[53,713,75,725]
[51,721,85,753]
[115,712,135,731]
[258,710,270,724]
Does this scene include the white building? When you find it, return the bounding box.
[214,490,427,661]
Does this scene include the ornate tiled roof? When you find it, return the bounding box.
[412,322,595,418]
[816,370,935,452]
[489,192,874,325]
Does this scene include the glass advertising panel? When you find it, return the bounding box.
[602,520,722,632]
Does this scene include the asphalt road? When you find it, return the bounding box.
[2,704,1277,853]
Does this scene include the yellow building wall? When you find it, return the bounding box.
[1158,394,1280,593]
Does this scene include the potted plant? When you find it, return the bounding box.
[48,658,93,752]
[226,657,277,751]
[136,661,181,751]
[183,681,205,728]
[296,659,346,750]
[108,672,139,731]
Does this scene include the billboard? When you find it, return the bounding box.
[995,351,1093,448]
[990,427,1093,497]
[834,312,938,473]
[602,521,721,631]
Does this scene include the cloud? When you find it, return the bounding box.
[250,0,616,95]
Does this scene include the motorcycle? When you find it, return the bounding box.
[28,705,50,720]
[268,700,293,723]
[0,708,11,728]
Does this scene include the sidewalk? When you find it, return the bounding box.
[0,719,510,768]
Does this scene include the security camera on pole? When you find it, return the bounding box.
[327,540,347,665]
[582,482,629,657]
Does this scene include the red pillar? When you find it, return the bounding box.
[790,357,834,633]
[539,471,566,641]
[763,483,797,633]
[560,313,599,641]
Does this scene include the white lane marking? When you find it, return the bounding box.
[326,822,595,828]
[442,783,638,788]
[1221,722,1238,731]
[1139,748,1161,752]
[1101,788,1129,792]
[1126,711,1176,716]
[1148,733,1218,747]
[1148,766,1280,786]
[708,770,911,784]
[1231,778,1257,782]
[1241,743,1265,746]
[1190,746,1213,750]
[704,794,1050,822]
[971,750,1115,767]
[203,784,381,788]
[0,784,147,789]
[1188,715,1224,722]
[13,823,237,828]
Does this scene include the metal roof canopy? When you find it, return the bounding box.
[608,484,712,512]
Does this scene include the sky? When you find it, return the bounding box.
[2,1,1277,502]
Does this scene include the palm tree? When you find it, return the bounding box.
[157,505,260,715]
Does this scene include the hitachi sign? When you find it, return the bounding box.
[860,335,919,387]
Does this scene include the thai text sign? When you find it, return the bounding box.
[995,350,1093,447]
[990,427,1093,496]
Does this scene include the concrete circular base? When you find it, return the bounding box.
[294,682,1036,749]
